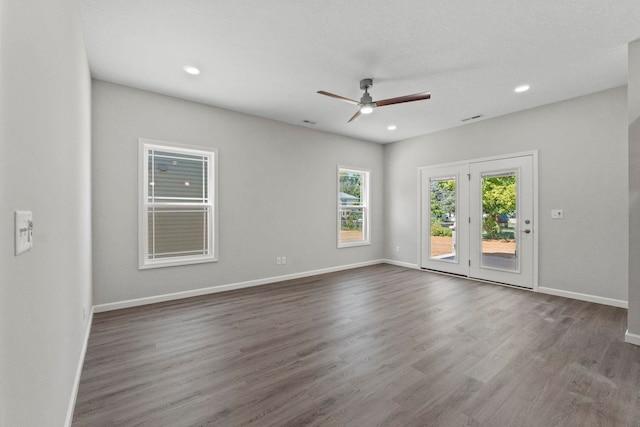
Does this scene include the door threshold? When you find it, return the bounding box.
[420,268,533,291]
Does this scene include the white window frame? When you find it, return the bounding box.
[337,166,371,248]
[139,138,218,269]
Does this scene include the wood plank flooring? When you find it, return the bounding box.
[73,265,640,426]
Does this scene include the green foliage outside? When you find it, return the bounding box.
[430,180,455,237]
[430,180,455,221]
[340,172,363,231]
[482,175,516,240]
[340,172,361,201]
[429,176,516,240]
[431,223,453,237]
[342,211,362,231]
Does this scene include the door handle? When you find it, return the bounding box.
[523,229,531,234]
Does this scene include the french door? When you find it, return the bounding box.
[420,154,536,288]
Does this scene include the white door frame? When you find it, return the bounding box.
[420,164,470,275]
[417,150,539,291]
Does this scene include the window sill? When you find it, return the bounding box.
[139,255,218,270]
[337,241,371,249]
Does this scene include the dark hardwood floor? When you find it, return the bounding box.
[73,265,640,426]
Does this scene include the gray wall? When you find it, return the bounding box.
[384,87,628,302]
[0,0,92,425]
[629,40,640,337]
[92,80,384,305]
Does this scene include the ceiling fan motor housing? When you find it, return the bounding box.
[360,91,373,105]
[359,78,374,104]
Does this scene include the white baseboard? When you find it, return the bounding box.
[385,264,628,309]
[382,259,419,269]
[64,306,94,427]
[625,330,640,346]
[537,287,628,308]
[94,260,386,313]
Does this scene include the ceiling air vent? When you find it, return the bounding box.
[461,114,484,122]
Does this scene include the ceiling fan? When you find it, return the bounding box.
[317,78,431,123]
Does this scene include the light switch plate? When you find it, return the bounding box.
[551,209,564,219]
[15,210,33,256]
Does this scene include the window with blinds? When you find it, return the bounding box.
[139,139,217,269]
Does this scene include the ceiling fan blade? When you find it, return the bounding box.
[375,92,431,107]
[317,90,360,106]
[347,109,362,123]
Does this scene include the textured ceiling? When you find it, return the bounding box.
[79,0,640,143]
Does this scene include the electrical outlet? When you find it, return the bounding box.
[282,256,286,265]
[83,305,87,320]
[395,246,400,253]
[276,257,282,265]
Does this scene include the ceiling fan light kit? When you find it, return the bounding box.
[318,78,430,123]
[360,104,374,114]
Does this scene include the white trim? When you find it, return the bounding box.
[138,138,219,269]
[64,307,94,427]
[537,287,628,308]
[94,260,385,313]
[383,259,419,269]
[625,330,640,346]
[416,168,422,269]
[416,150,540,171]
[418,164,469,276]
[530,151,539,291]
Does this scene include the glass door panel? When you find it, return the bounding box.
[480,171,517,271]
[429,177,457,261]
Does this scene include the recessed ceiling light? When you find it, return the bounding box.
[387,125,397,131]
[183,65,200,75]
[514,85,530,93]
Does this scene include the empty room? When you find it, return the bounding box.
[3,0,640,426]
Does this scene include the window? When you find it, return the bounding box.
[337,166,370,247]
[139,139,217,269]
